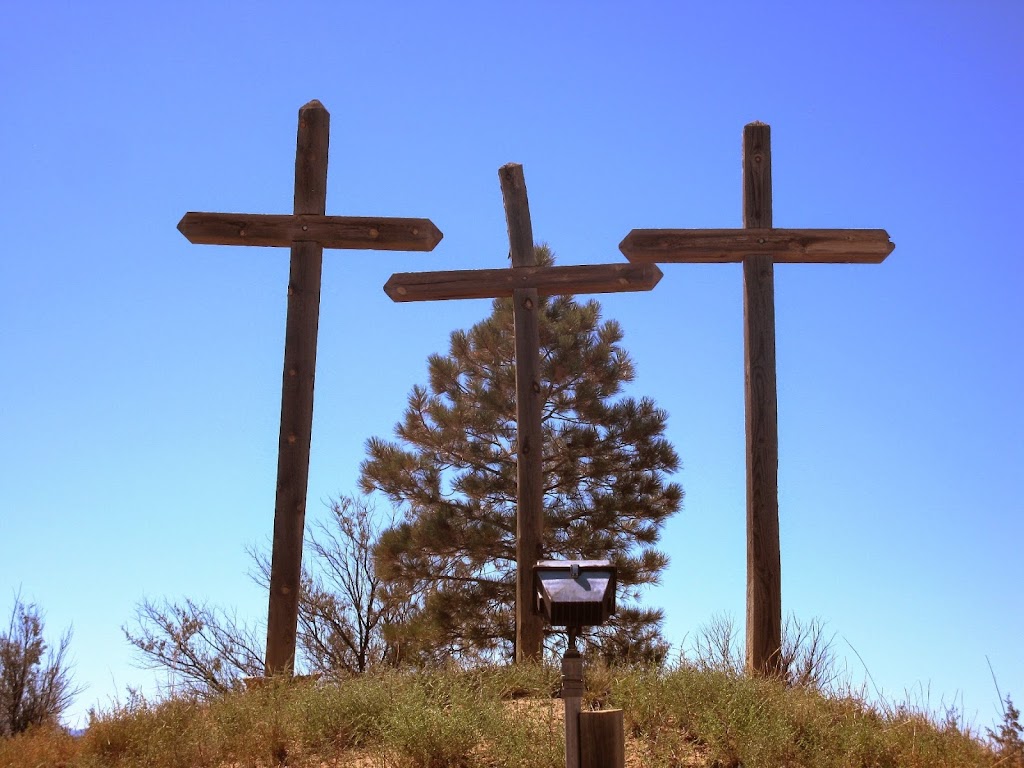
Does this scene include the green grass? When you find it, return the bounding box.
[0,663,1003,768]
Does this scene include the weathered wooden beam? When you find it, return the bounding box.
[265,99,329,677]
[500,162,546,663]
[579,709,626,768]
[383,262,662,302]
[742,121,782,678]
[177,212,443,251]
[619,228,894,264]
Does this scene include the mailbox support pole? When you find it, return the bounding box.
[562,645,584,768]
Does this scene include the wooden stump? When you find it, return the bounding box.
[579,709,625,768]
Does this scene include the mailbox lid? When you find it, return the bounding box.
[535,559,615,572]
[533,559,617,626]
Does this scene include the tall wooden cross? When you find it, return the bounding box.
[177,100,443,675]
[619,122,894,676]
[384,163,662,660]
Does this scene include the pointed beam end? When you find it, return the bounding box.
[618,230,653,263]
[647,263,664,288]
[424,220,444,251]
[818,229,895,263]
[376,218,443,251]
[383,275,411,302]
[177,212,207,244]
[618,262,662,291]
[883,232,896,260]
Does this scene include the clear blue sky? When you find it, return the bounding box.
[2,0,1021,733]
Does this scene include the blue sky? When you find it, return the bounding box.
[1,0,1021,732]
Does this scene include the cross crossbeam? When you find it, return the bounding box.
[620,122,893,676]
[178,213,441,251]
[177,100,442,676]
[620,228,893,264]
[384,262,662,302]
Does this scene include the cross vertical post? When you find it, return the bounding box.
[265,102,329,676]
[500,163,546,661]
[741,123,781,675]
[618,122,893,676]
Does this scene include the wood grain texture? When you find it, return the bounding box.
[579,709,626,768]
[500,164,537,270]
[265,100,330,677]
[383,262,662,302]
[619,228,894,264]
[742,121,782,678]
[177,213,443,251]
[500,163,546,663]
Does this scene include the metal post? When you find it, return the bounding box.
[562,633,584,768]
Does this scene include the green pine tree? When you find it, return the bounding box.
[360,246,683,664]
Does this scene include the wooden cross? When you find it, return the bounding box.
[619,122,894,676]
[177,100,443,675]
[385,163,662,661]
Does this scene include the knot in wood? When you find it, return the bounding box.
[522,297,534,310]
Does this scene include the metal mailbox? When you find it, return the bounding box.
[533,559,617,628]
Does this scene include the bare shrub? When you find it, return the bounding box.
[0,593,81,735]
[685,612,838,689]
[689,611,743,674]
[780,615,838,690]
[125,494,409,693]
[988,694,1024,767]
[123,598,263,697]
[250,494,411,675]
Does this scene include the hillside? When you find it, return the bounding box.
[1,662,1006,768]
